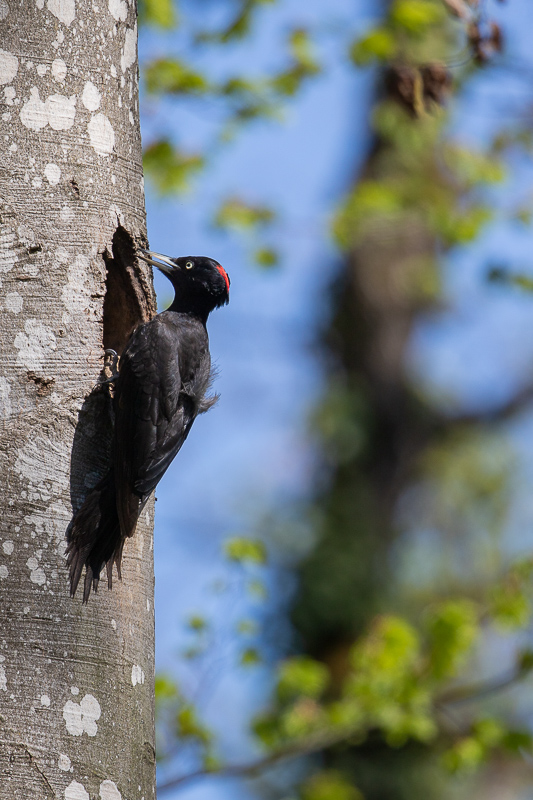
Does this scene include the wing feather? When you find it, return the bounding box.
[113,314,210,538]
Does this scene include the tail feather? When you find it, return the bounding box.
[66,470,125,603]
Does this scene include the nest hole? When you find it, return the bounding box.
[103,226,148,356]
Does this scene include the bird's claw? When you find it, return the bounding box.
[99,349,119,385]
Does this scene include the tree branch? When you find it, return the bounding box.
[445,382,533,428]
[159,661,533,793]
[436,663,532,707]
[157,727,356,793]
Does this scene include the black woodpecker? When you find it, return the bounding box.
[66,250,230,602]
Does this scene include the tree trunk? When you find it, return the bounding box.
[0,3,157,798]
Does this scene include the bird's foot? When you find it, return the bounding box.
[99,349,119,385]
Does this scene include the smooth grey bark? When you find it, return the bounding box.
[0,2,157,798]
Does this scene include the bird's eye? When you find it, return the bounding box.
[185,260,194,269]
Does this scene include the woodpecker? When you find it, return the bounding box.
[66,250,230,602]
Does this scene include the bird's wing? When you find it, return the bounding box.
[113,317,198,535]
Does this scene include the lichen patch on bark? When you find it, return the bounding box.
[65,780,90,800]
[46,0,76,27]
[63,693,101,737]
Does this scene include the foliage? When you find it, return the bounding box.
[277,656,330,701]
[443,719,533,774]
[215,198,275,230]
[302,770,363,800]
[197,0,278,44]
[138,0,175,28]
[425,600,479,680]
[332,105,505,251]
[155,536,269,774]
[249,576,533,783]
[224,536,267,564]
[350,0,451,66]
[155,673,217,767]
[214,199,279,266]
[157,544,533,789]
[140,9,320,260]
[143,140,204,194]
[490,559,533,629]
[350,29,397,66]
[145,59,209,95]
[390,0,446,36]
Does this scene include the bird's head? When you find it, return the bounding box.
[139,250,230,316]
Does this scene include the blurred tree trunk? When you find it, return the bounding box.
[292,198,448,797]
[0,3,156,798]
[289,9,506,800]
[293,200,440,649]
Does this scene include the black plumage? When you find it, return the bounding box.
[66,251,230,602]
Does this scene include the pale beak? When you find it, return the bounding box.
[138,249,179,277]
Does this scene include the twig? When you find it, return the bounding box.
[441,0,473,19]
[437,664,532,707]
[448,382,533,427]
[158,727,355,793]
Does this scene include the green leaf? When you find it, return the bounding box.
[254,247,279,268]
[302,770,363,800]
[333,180,402,248]
[444,718,506,774]
[220,76,263,98]
[431,204,492,245]
[345,616,436,745]
[202,752,222,771]
[445,146,506,187]
[138,0,176,28]
[490,585,530,629]
[503,729,533,752]
[349,28,397,65]
[490,561,533,629]
[241,647,262,666]
[518,648,533,672]
[269,28,320,93]
[145,58,208,95]
[425,600,479,680]
[327,699,364,730]
[198,0,277,43]
[154,673,179,701]
[280,697,325,738]
[215,199,275,231]
[509,274,533,293]
[473,718,505,749]
[289,28,319,71]
[390,0,445,34]
[224,536,267,564]
[271,67,308,96]
[143,140,204,194]
[349,616,420,678]
[176,705,212,744]
[187,614,208,632]
[252,712,282,749]
[277,656,329,701]
[443,737,485,773]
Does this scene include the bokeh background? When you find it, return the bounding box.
[138,1,533,798]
